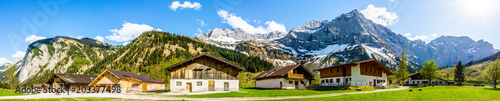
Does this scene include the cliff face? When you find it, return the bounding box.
[18,36,118,84]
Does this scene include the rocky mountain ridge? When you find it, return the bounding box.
[16,36,118,84]
[197,9,497,71]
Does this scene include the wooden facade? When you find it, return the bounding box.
[318,66,352,78]
[166,54,244,92]
[169,56,240,80]
[359,63,383,77]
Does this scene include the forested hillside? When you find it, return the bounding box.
[466,51,500,66]
[85,31,274,83]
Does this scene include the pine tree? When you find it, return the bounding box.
[395,50,410,85]
[420,60,441,86]
[454,61,465,86]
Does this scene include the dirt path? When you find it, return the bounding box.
[0,86,409,101]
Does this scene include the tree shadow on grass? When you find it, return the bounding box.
[483,87,500,91]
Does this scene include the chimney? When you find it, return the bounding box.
[66,73,69,78]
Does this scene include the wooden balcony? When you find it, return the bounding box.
[288,74,304,79]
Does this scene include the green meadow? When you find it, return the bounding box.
[283,86,500,101]
[0,89,26,96]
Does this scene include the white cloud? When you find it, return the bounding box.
[95,36,105,42]
[196,19,206,26]
[253,20,261,24]
[0,58,9,65]
[408,35,429,41]
[431,34,439,37]
[217,10,286,34]
[390,0,395,1]
[169,1,201,11]
[405,33,411,36]
[74,36,84,39]
[122,42,130,46]
[12,51,25,58]
[195,28,202,35]
[106,22,162,42]
[360,4,399,26]
[25,35,47,43]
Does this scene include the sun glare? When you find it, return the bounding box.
[459,0,497,14]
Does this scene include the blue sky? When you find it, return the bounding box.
[1,0,500,64]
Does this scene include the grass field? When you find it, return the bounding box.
[282,86,500,101]
[1,97,121,101]
[0,89,26,96]
[181,88,359,98]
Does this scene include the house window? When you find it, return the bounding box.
[365,68,367,72]
[330,79,333,83]
[349,78,352,81]
[321,80,325,83]
[131,84,139,88]
[369,69,372,72]
[337,68,340,72]
[176,81,182,86]
[289,81,293,84]
[197,81,202,86]
[336,78,340,83]
[377,80,381,83]
[330,69,333,73]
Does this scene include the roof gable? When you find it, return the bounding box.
[253,64,315,80]
[165,54,245,70]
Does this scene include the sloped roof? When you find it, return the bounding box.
[253,64,315,80]
[315,59,394,75]
[409,72,448,81]
[106,69,165,83]
[47,74,97,84]
[165,54,245,70]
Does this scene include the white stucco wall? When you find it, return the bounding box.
[255,78,308,89]
[407,79,448,85]
[170,79,239,93]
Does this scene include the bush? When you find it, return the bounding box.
[347,87,356,90]
[461,83,473,86]
[358,86,375,91]
[465,80,489,84]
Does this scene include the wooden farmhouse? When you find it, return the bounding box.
[166,54,245,93]
[253,64,315,89]
[46,74,97,91]
[88,69,166,93]
[315,59,394,87]
[404,73,450,86]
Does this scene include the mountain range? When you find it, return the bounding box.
[1,9,498,85]
[197,9,498,72]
